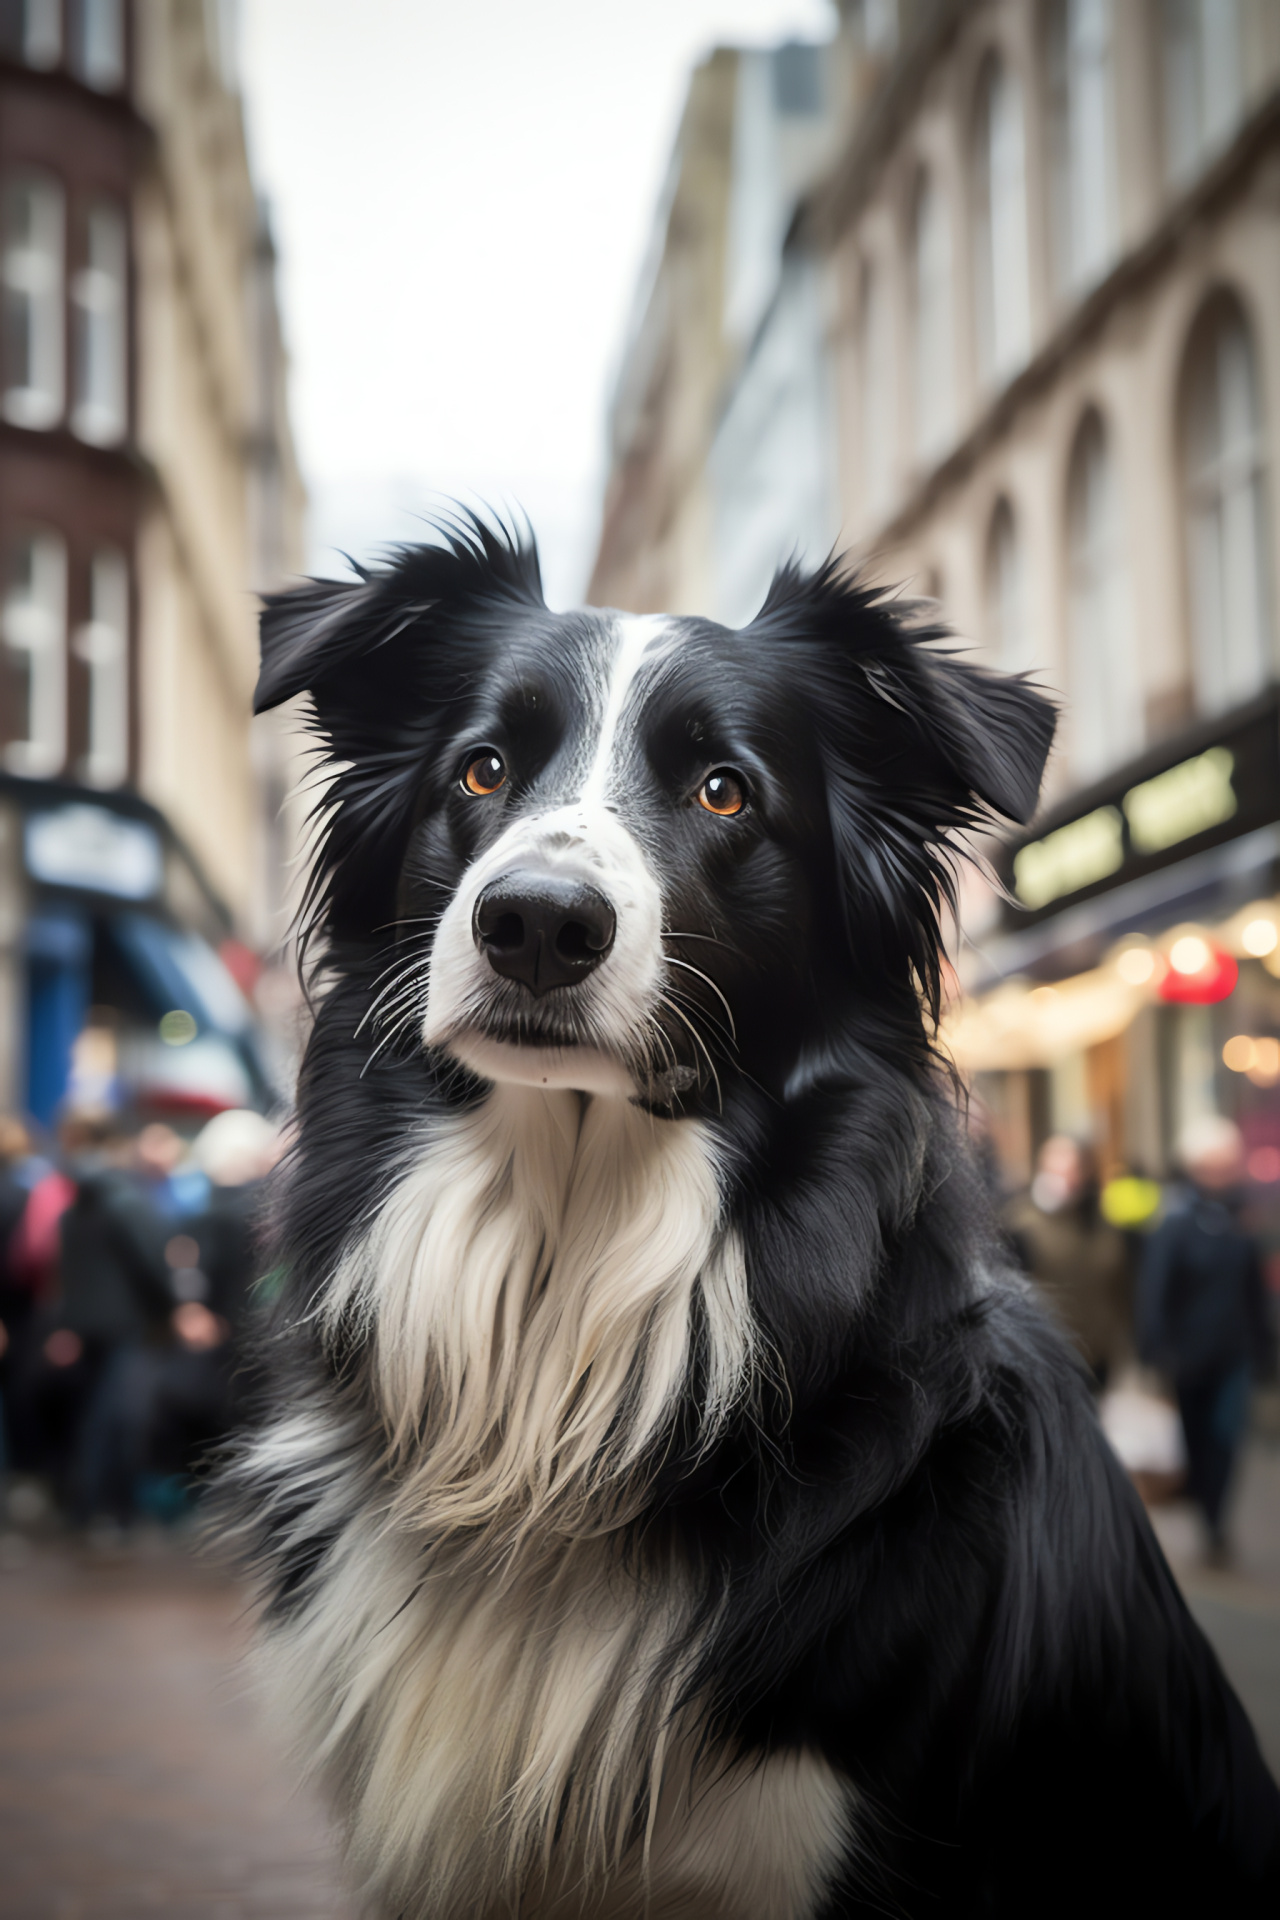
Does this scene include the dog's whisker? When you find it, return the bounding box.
[657,993,722,1112]
[661,956,736,1042]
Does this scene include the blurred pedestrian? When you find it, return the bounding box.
[141,1111,281,1500]
[56,1118,174,1529]
[1137,1116,1273,1565]
[0,1117,40,1468]
[3,1114,104,1500]
[1004,1134,1133,1388]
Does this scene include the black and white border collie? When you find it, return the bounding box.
[223,518,1279,1918]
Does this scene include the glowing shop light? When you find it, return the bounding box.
[1170,935,1210,974]
[1158,936,1237,1005]
[1247,1146,1280,1184]
[1223,1035,1258,1073]
[1115,946,1157,985]
[1241,917,1279,958]
[1249,1037,1280,1086]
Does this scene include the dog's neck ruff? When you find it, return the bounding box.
[325,1084,755,1545]
[247,1088,859,1919]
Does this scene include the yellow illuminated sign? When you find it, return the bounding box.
[1122,746,1236,854]
[1013,806,1124,909]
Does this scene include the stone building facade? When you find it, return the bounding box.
[591,0,1280,1190]
[0,0,304,1121]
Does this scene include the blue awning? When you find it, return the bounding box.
[109,915,251,1038]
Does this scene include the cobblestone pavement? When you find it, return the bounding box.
[0,1443,1278,1918]
[0,1533,358,1920]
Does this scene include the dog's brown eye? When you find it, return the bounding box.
[463,751,506,797]
[697,770,745,817]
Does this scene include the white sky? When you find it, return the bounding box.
[238,0,836,608]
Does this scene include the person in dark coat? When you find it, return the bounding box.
[58,1128,175,1527]
[1138,1115,1274,1563]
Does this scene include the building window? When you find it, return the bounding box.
[72,0,125,92]
[1163,0,1243,187]
[974,53,1031,387]
[1046,0,1116,297]
[860,256,896,523]
[986,496,1031,673]
[74,546,128,786]
[2,171,65,431]
[71,199,126,445]
[1067,410,1138,780]
[3,531,67,777]
[1183,294,1272,714]
[911,169,954,466]
[10,0,63,67]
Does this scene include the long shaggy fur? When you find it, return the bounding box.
[218,513,1280,1918]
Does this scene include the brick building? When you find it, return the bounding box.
[0,0,304,1122]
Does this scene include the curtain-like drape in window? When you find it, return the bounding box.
[974,56,1031,385]
[1184,297,1272,712]
[861,258,896,522]
[3,172,65,431]
[1068,411,1139,778]
[1047,0,1116,296]
[986,496,1031,673]
[72,200,127,446]
[3,530,67,776]
[1163,0,1243,186]
[912,170,954,464]
[75,547,128,787]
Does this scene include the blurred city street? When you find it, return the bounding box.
[1,0,1280,1911]
[0,1531,355,1920]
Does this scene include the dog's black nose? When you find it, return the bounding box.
[473,871,616,996]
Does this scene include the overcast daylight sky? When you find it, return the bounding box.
[238,0,836,608]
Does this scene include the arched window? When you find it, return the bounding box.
[861,256,896,522]
[1046,0,1116,296]
[1067,411,1139,779]
[974,53,1031,386]
[1163,0,1243,186]
[3,529,66,777]
[986,497,1031,673]
[912,169,954,465]
[1182,295,1272,713]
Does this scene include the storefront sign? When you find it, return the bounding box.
[25,804,163,900]
[999,688,1280,929]
[1122,746,1237,855]
[1013,806,1124,909]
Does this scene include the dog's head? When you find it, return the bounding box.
[259,517,1054,1108]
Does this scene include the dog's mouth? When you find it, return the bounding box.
[439,1007,701,1106]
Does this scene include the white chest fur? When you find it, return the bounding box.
[250,1088,854,1919]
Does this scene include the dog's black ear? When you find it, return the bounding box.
[905,644,1055,827]
[253,517,545,947]
[254,516,544,717]
[255,575,381,714]
[746,561,1056,1017]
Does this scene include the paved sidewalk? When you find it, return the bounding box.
[1149,1439,1280,1775]
[0,1535,357,1920]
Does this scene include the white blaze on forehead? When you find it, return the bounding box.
[421,612,673,1073]
[578,614,671,807]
